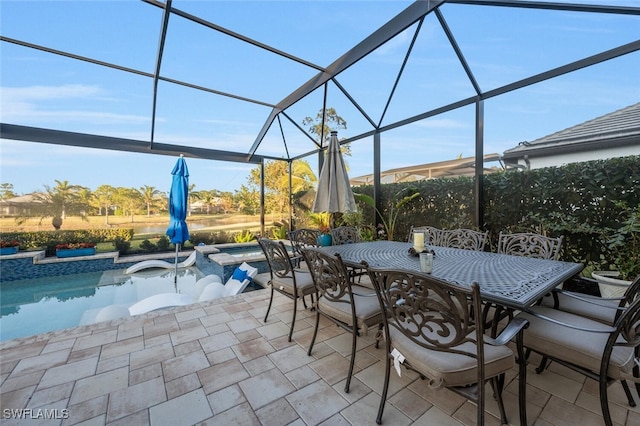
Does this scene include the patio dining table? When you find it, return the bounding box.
[318,240,584,311]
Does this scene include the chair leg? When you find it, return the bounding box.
[264,286,274,323]
[288,295,298,342]
[621,380,636,407]
[307,310,320,356]
[517,332,528,426]
[375,323,383,349]
[376,346,392,425]
[535,355,549,374]
[634,347,640,398]
[491,377,508,425]
[600,375,614,426]
[345,326,357,393]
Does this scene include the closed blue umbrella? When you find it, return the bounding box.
[166,155,190,282]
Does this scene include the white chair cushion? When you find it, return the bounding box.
[390,327,514,388]
[517,306,636,379]
[539,292,619,324]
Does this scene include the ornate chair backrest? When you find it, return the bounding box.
[409,226,447,247]
[331,226,361,245]
[607,296,640,373]
[366,266,484,364]
[258,237,294,280]
[445,229,489,251]
[497,232,564,260]
[614,274,640,323]
[300,248,354,308]
[287,228,320,257]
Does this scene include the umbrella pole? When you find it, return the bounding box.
[174,244,179,284]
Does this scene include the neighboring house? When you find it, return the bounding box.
[350,154,502,186]
[351,103,639,186]
[0,194,42,216]
[501,102,640,170]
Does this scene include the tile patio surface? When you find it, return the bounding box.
[1,288,639,426]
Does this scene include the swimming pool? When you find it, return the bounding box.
[0,267,206,342]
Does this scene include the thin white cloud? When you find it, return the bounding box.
[2,84,101,100]
[0,84,150,124]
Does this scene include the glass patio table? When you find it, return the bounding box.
[318,240,584,311]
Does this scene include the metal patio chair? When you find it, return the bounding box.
[497,231,564,260]
[408,225,447,247]
[287,228,320,257]
[258,238,316,342]
[517,297,640,426]
[538,274,640,405]
[445,228,489,251]
[330,226,361,245]
[365,265,529,425]
[300,247,383,393]
[287,228,320,272]
[486,231,564,335]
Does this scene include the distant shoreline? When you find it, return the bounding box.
[0,213,265,234]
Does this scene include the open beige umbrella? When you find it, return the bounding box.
[312,131,357,215]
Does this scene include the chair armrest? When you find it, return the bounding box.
[486,317,529,346]
[352,290,377,297]
[525,308,617,333]
[552,288,625,309]
[289,254,303,267]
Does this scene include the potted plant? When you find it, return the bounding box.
[310,212,332,246]
[317,225,332,246]
[592,203,639,298]
[354,187,420,241]
[55,242,97,258]
[0,240,20,255]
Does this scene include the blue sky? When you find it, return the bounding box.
[1,0,639,197]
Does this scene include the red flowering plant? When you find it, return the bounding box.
[0,240,20,248]
[55,242,96,250]
[318,225,331,235]
[311,212,332,235]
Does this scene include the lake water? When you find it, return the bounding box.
[133,222,212,235]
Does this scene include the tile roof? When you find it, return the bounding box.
[503,102,640,156]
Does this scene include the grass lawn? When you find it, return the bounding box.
[0,213,275,254]
[0,213,264,233]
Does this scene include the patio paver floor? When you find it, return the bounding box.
[1,288,638,425]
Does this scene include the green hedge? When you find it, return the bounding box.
[353,155,640,275]
[0,228,134,256]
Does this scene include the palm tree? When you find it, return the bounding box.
[188,184,201,216]
[0,183,17,200]
[114,187,143,222]
[93,185,116,225]
[16,180,87,230]
[139,185,161,217]
[198,190,219,214]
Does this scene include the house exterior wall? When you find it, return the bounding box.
[510,146,640,170]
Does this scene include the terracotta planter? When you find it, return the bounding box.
[591,271,632,298]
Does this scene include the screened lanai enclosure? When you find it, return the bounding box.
[1,0,639,230]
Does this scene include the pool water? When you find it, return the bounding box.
[217,243,263,258]
[0,267,205,342]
